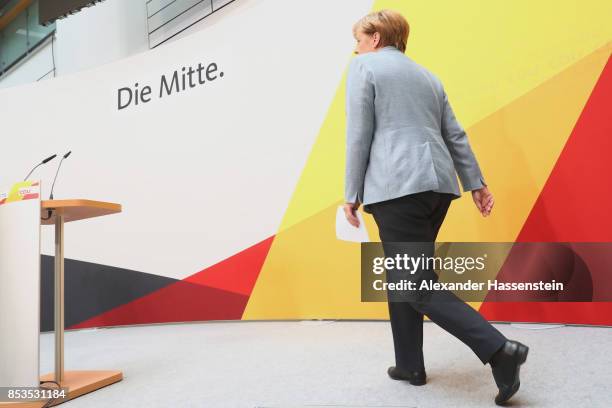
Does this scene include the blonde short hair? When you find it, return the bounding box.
[352,9,410,53]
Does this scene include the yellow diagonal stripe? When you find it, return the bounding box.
[244,44,610,319]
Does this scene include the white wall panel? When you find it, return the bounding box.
[0,0,372,280]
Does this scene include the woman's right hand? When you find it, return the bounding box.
[472,186,494,217]
[344,202,361,227]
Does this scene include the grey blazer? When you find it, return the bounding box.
[345,45,486,213]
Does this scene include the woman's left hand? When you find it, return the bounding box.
[344,202,361,227]
[472,186,494,217]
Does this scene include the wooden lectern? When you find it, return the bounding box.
[7,200,123,407]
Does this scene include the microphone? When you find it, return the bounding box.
[49,151,72,200]
[24,154,57,181]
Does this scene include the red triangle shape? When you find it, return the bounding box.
[183,236,274,296]
[480,54,612,325]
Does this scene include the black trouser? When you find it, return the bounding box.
[367,190,506,371]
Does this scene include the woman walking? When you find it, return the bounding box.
[343,10,529,406]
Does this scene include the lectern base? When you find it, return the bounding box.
[0,370,122,407]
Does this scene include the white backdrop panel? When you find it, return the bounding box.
[0,0,372,279]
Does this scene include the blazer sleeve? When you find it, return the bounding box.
[345,57,375,204]
[440,88,487,191]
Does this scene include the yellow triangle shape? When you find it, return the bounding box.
[244,45,610,319]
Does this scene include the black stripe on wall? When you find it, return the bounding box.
[40,255,178,332]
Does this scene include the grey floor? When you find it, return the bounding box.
[40,320,612,408]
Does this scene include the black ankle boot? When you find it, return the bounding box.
[387,366,426,386]
[490,340,529,405]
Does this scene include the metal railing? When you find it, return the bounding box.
[0,0,55,78]
[146,0,235,48]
